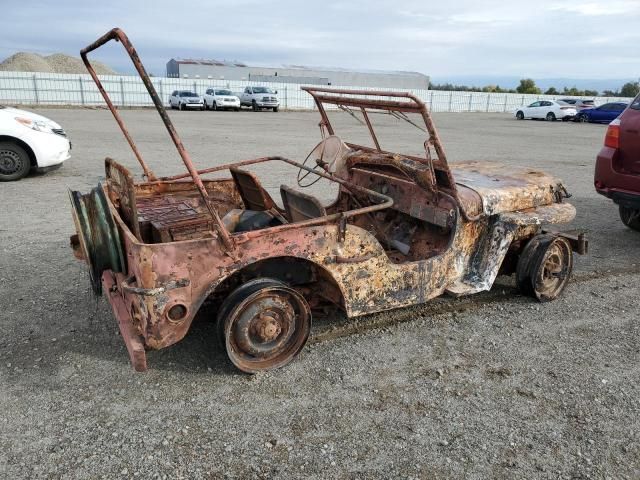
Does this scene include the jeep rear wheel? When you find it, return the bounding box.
[217,278,311,373]
[619,205,640,231]
[0,141,31,181]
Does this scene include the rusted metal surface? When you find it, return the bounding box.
[69,28,586,373]
[81,28,234,252]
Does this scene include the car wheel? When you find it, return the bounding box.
[546,112,556,121]
[578,114,588,123]
[235,107,240,112]
[179,102,184,111]
[273,107,279,112]
[619,205,640,231]
[516,111,524,120]
[217,278,311,373]
[0,141,31,181]
[516,234,573,302]
[213,101,218,111]
[252,100,258,112]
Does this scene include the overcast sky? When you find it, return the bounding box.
[2,0,639,80]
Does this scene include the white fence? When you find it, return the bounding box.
[0,71,630,112]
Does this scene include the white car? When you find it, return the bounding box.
[240,86,280,112]
[203,88,241,111]
[515,100,577,121]
[168,90,204,110]
[0,106,71,181]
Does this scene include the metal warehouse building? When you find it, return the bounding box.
[166,59,429,89]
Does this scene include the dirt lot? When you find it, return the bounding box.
[1,109,639,479]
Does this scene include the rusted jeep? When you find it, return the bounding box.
[70,29,587,373]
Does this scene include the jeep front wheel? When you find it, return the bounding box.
[516,234,573,302]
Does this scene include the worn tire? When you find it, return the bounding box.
[516,234,573,302]
[216,278,311,373]
[516,111,524,120]
[0,141,31,181]
[546,112,556,121]
[619,205,640,231]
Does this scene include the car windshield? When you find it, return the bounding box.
[180,92,198,97]
[215,90,233,96]
[252,87,273,94]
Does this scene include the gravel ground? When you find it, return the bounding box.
[1,109,639,479]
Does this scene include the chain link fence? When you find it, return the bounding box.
[0,71,630,112]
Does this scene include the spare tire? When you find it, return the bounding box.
[69,184,125,294]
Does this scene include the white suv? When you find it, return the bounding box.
[240,86,279,112]
[169,90,204,110]
[203,88,241,111]
[0,106,71,181]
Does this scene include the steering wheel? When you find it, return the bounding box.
[297,135,347,188]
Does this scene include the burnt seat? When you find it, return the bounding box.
[230,166,278,211]
[280,185,326,222]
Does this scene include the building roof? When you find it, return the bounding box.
[168,58,426,78]
[172,58,247,67]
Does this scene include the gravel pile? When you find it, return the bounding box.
[0,52,116,74]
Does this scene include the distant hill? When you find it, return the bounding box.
[431,75,637,93]
[0,52,117,75]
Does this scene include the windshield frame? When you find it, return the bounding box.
[302,87,447,166]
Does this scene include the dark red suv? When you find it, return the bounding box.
[594,93,640,231]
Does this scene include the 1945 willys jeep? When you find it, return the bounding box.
[70,29,587,373]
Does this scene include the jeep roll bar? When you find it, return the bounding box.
[80,28,235,250]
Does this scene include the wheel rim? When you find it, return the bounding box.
[547,113,554,120]
[225,286,311,372]
[0,149,23,175]
[534,239,571,300]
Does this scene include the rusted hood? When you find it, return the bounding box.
[452,161,567,216]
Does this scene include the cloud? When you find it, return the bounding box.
[0,0,639,80]
[551,1,639,16]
